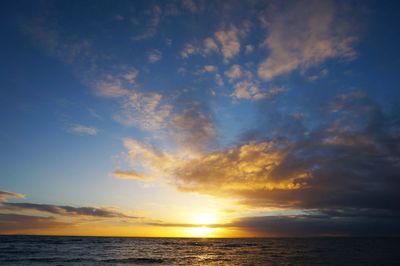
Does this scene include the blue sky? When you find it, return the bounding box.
[1,0,400,237]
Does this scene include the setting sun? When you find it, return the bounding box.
[179,213,221,237]
[192,213,219,225]
[186,226,217,238]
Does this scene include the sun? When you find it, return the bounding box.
[184,213,220,238]
[187,226,216,238]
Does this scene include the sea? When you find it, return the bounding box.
[0,236,399,265]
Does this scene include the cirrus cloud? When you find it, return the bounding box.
[70,124,98,136]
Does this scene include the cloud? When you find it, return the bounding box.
[181,43,199,58]
[24,16,170,133]
[144,210,400,236]
[94,68,138,98]
[264,86,287,99]
[123,138,175,179]
[119,102,218,177]
[203,65,217,73]
[95,79,129,98]
[215,73,224,86]
[258,0,357,80]
[179,22,248,60]
[1,202,137,219]
[91,68,173,131]
[123,69,139,83]
[174,141,294,195]
[203,37,219,54]
[90,66,173,131]
[114,92,173,131]
[23,18,93,67]
[121,139,292,191]
[169,104,216,153]
[0,189,137,220]
[132,5,162,41]
[227,213,400,237]
[0,190,25,202]
[70,124,98,136]
[231,80,266,100]
[245,44,254,55]
[215,25,241,62]
[181,36,223,59]
[0,189,140,234]
[182,0,199,13]
[225,64,242,80]
[0,188,145,234]
[113,170,153,181]
[0,214,69,233]
[148,49,162,63]
[224,65,281,101]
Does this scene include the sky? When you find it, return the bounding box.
[1,0,400,237]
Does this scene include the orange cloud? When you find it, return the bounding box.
[173,141,307,196]
[0,190,25,202]
[113,170,153,181]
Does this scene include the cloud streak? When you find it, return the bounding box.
[1,202,137,219]
[113,170,153,181]
[70,124,98,136]
[0,214,69,233]
[0,190,25,202]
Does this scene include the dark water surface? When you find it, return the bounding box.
[0,236,399,265]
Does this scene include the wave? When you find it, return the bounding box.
[221,243,256,248]
[101,257,164,264]
[29,257,94,263]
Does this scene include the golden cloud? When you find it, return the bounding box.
[113,170,153,181]
[173,141,307,195]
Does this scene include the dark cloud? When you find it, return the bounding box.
[0,190,141,234]
[0,214,69,233]
[0,190,24,202]
[173,91,400,218]
[228,213,400,237]
[1,202,137,219]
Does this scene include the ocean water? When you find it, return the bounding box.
[0,236,399,265]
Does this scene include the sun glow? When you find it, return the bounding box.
[192,213,218,225]
[183,213,220,237]
[187,226,217,237]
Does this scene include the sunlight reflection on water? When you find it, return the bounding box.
[0,236,399,265]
